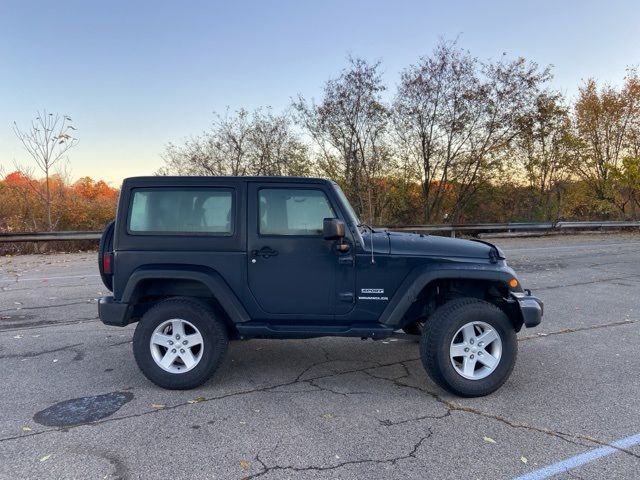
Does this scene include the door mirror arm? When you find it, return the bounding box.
[335,241,350,253]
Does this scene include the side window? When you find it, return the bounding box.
[129,188,233,234]
[259,188,335,236]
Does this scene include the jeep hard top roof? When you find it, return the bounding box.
[122,176,332,187]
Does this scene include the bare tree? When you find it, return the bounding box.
[293,57,393,223]
[13,111,78,230]
[394,41,551,222]
[159,108,309,177]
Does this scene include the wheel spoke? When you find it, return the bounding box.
[160,350,178,369]
[450,344,467,358]
[180,349,197,369]
[151,332,172,346]
[478,352,499,370]
[171,320,186,338]
[463,356,477,377]
[151,318,204,373]
[185,332,203,347]
[462,324,476,342]
[477,328,498,346]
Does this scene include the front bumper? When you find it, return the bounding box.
[511,291,543,328]
[98,296,130,327]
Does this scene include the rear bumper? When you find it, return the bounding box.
[98,296,130,327]
[511,291,543,328]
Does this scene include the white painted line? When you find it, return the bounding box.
[0,273,100,284]
[514,432,640,480]
[504,242,640,253]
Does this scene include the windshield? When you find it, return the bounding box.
[332,183,360,226]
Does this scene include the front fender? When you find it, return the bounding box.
[379,262,520,327]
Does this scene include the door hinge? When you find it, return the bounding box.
[338,292,354,303]
[338,255,354,266]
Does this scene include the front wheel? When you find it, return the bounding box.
[420,298,517,397]
[133,298,228,389]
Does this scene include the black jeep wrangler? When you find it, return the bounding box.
[98,176,542,397]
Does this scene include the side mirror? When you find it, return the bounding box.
[323,218,345,240]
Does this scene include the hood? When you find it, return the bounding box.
[385,231,499,260]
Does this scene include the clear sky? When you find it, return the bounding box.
[1,0,638,185]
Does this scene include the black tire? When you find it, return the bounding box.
[420,298,517,397]
[133,297,228,390]
[98,220,115,291]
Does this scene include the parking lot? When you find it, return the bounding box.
[1,233,639,479]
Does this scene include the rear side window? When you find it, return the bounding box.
[129,188,233,234]
[259,188,335,235]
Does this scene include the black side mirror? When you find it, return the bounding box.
[323,218,345,240]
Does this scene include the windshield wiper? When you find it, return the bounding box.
[357,223,377,234]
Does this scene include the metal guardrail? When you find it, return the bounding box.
[0,231,102,243]
[0,221,639,243]
[383,221,640,237]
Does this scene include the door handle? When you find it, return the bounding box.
[251,246,279,259]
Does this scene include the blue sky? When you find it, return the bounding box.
[1,0,638,184]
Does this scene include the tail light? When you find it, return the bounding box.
[103,252,113,275]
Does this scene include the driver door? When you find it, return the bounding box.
[246,183,341,316]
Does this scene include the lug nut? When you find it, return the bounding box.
[168,340,174,345]
[478,342,484,347]
[469,339,474,345]
[464,347,470,352]
[180,349,185,354]
[171,349,176,353]
[182,340,188,345]
[470,354,475,359]
[176,335,181,340]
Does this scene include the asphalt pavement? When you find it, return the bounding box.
[0,233,639,479]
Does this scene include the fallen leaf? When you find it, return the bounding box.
[39,454,51,462]
[151,404,165,409]
[322,413,335,420]
[483,436,496,444]
[188,396,206,404]
[240,460,250,471]
[23,426,32,432]
[52,359,58,363]
[521,456,528,464]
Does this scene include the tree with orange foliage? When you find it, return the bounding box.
[0,172,118,233]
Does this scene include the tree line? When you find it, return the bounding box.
[3,41,639,234]
[161,41,640,225]
[0,172,118,232]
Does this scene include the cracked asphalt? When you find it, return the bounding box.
[0,233,639,479]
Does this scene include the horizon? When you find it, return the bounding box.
[2,0,639,185]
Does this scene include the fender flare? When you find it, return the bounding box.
[121,266,251,323]
[379,263,518,327]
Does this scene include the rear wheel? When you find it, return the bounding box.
[420,298,517,397]
[133,298,228,389]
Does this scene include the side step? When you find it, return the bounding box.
[235,322,395,340]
